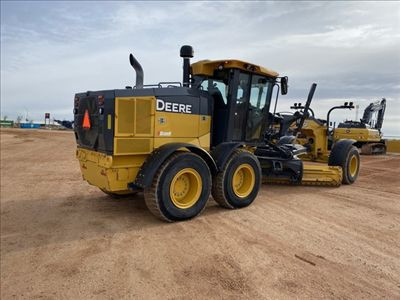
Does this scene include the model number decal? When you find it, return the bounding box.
[156,98,192,114]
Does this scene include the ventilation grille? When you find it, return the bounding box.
[117,99,135,134]
[136,99,152,134]
[115,97,154,137]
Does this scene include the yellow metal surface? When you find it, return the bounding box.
[76,148,146,192]
[169,168,202,209]
[265,163,342,186]
[115,96,155,137]
[385,139,400,153]
[154,111,211,150]
[199,115,211,137]
[302,163,342,186]
[333,128,381,143]
[114,137,153,155]
[296,119,330,162]
[155,111,199,138]
[191,59,279,78]
[198,133,211,151]
[232,164,255,198]
[113,96,155,156]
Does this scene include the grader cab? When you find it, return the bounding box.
[74,46,355,222]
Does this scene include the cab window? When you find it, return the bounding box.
[246,75,272,141]
[201,79,228,104]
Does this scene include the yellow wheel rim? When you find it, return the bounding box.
[232,164,255,198]
[170,168,202,209]
[349,155,358,177]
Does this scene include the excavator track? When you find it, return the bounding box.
[361,143,387,155]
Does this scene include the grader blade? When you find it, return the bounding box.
[301,163,342,186]
[263,163,342,187]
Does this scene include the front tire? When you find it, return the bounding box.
[329,142,360,184]
[144,152,211,222]
[212,149,261,209]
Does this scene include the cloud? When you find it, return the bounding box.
[1,1,399,135]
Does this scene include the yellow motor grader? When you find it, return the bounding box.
[74,46,357,222]
[267,92,361,185]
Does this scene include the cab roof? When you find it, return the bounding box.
[191,59,279,78]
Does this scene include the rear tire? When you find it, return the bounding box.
[329,142,360,184]
[144,152,211,222]
[212,149,261,209]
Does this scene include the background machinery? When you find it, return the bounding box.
[74,46,358,222]
[334,99,386,154]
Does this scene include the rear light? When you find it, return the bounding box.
[82,109,91,129]
[98,95,104,106]
[74,96,80,107]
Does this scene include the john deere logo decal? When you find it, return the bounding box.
[156,98,192,114]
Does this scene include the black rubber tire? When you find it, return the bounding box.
[144,152,211,222]
[100,189,137,199]
[329,143,360,184]
[212,149,261,209]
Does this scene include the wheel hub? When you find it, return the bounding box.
[232,164,255,198]
[170,168,202,209]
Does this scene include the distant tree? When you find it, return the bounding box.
[16,115,23,124]
[2,115,8,121]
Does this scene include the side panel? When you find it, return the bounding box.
[334,128,381,142]
[76,148,147,192]
[114,96,155,156]
[154,111,199,138]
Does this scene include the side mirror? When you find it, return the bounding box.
[281,76,288,95]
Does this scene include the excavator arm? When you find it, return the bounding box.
[361,98,386,131]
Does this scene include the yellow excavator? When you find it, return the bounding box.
[74,46,358,222]
[334,99,386,154]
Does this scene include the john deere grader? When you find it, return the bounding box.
[74,46,357,222]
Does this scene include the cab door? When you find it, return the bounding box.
[231,72,251,141]
[231,71,272,143]
[245,75,272,142]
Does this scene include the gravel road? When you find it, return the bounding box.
[1,129,399,299]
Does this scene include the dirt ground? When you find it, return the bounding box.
[1,128,399,299]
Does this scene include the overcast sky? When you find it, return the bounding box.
[1,1,399,135]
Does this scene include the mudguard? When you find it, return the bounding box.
[130,143,217,190]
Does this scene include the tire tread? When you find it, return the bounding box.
[212,149,255,209]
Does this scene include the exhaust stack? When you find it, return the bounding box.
[129,53,144,88]
[180,45,193,87]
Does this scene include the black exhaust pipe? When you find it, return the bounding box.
[180,45,193,87]
[129,53,144,88]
